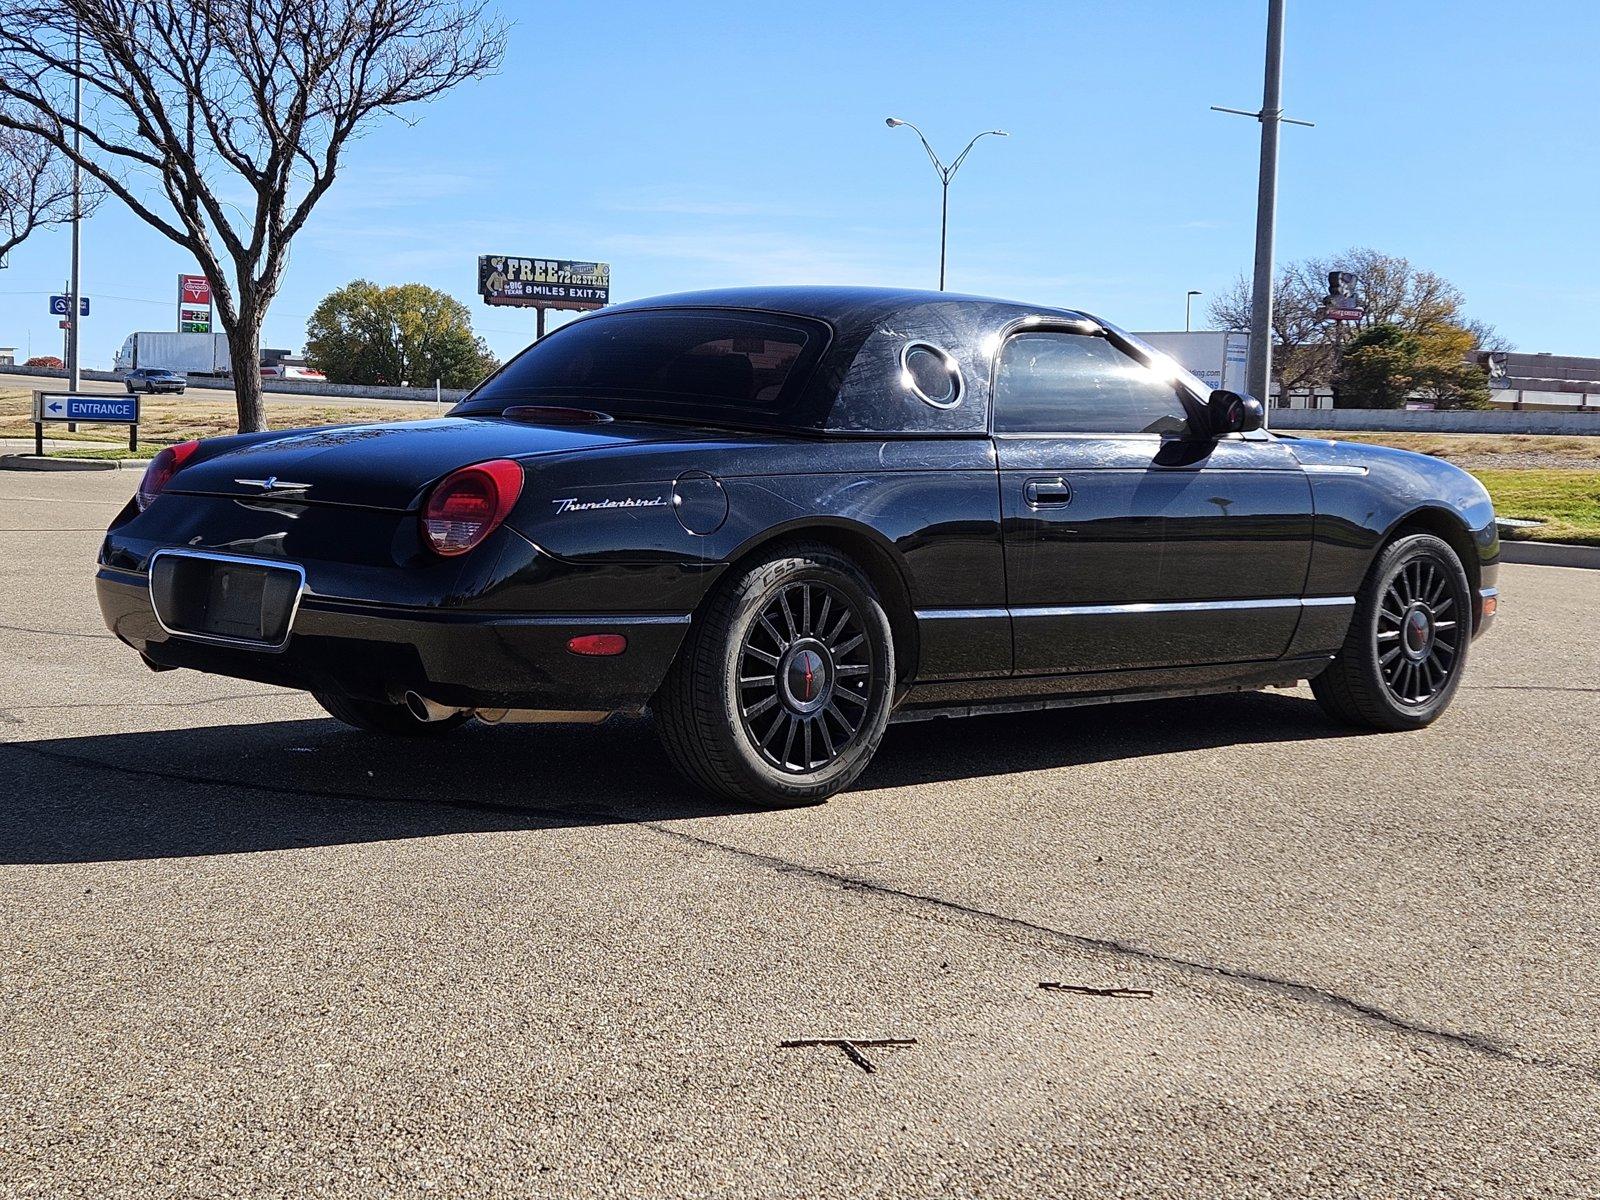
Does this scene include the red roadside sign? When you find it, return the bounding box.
[179,273,212,305]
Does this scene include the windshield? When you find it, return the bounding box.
[454,308,829,424]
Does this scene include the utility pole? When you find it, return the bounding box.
[66,18,83,391]
[1185,290,1202,333]
[1212,0,1313,405]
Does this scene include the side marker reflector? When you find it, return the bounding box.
[567,633,627,657]
[1482,594,1498,618]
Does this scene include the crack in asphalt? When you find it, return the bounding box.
[1,691,290,713]
[7,739,1597,1086]
[1464,684,1600,694]
[0,623,114,640]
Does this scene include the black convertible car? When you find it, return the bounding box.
[97,287,1499,804]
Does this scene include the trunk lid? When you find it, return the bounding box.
[168,415,697,510]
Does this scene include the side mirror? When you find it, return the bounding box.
[1207,389,1264,436]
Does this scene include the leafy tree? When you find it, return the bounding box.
[1208,247,1503,404]
[306,280,499,390]
[1338,325,1420,409]
[0,1,505,433]
[1339,322,1491,411]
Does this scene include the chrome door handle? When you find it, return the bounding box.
[1024,478,1072,507]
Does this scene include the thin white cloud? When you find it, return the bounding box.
[601,188,833,220]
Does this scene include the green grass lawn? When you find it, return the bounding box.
[1472,469,1600,545]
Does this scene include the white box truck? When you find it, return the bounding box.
[1133,330,1250,394]
[113,332,231,376]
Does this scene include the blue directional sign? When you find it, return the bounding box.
[37,393,139,423]
[48,294,91,317]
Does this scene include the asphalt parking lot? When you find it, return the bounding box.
[3,468,1598,1198]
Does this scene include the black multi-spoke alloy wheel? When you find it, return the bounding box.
[655,543,895,805]
[1312,533,1471,731]
[313,690,472,736]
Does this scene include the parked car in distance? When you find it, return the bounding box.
[124,368,186,395]
[96,287,1500,806]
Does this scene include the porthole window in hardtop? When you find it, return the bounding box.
[900,342,962,408]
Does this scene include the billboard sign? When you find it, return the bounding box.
[178,273,213,332]
[478,256,610,310]
[1324,270,1363,321]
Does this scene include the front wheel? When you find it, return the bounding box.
[1312,532,1471,731]
[313,690,471,736]
[655,544,896,806]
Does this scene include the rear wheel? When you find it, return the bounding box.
[313,690,471,736]
[655,544,895,805]
[1312,532,1471,731]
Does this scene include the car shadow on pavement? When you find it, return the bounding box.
[2,689,1353,865]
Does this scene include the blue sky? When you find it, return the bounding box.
[3,0,1596,369]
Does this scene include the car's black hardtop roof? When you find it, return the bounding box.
[606,284,1095,329]
[464,286,1133,438]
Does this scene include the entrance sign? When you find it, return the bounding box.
[32,390,142,454]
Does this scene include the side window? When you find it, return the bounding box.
[993,332,1192,435]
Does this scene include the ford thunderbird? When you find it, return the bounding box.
[97,287,1500,804]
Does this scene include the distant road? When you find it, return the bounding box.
[0,372,454,411]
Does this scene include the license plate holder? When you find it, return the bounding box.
[149,551,305,651]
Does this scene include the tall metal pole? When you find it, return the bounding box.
[1245,0,1285,405]
[67,19,83,392]
[1212,3,1311,405]
[1186,290,1202,333]
[938,180,949,291]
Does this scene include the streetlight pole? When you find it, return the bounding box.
[67,18,83,392]
[885,118,1008,291]
[1186,290,1202,333]
[1211,0,1312,405]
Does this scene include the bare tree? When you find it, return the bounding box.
[1208,266,1331,402]
[1209,247,1504,401]
[0,123,96,261]
[0,1,506,431]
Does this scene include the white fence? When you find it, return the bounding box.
[1269,408,1600,436]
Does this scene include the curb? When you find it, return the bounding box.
[1500,540,1600,570]
[0,454,151,472]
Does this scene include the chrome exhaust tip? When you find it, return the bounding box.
[404,691,465,723]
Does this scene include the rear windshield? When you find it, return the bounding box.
[454,308,828,423]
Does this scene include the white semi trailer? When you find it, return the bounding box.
[1133,330,1251,394]
[113,332,231,376]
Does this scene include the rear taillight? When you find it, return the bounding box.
[136,439,199,511]
[422,459,524,556]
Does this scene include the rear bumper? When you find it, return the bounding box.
[97,566,689,711]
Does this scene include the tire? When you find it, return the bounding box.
[655,543,896,805]
[1311,532,1471,731]
[313,690,471,736]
